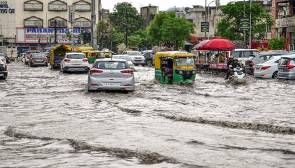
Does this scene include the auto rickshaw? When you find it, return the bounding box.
[154,51,196,84]
[49,45,72,69]
[84,50,105,63]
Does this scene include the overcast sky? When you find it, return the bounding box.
[101,0,233,11]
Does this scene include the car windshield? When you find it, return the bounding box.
[95,61,127,70]
[127,51,141,55]
[32,53,43,58]
[232,51,259,58]
[67,54,85,59]
[176,57,195,66]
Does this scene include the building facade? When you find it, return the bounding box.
[0,0,101,46]
[140,5,159,27]
[169,5,222,39]
[272,0,295,50]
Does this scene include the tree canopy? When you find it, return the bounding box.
[109,2,143,46]
[148,12,194,49]
[216,1,272,41]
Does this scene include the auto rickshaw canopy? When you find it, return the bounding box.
[49,44,73,65]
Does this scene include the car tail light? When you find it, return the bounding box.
[90,68,103,75]
[287,60,295,70]
[82,58,88,62]
[121,69,134,74]
[261,66,270,70]
[64,58,71,62]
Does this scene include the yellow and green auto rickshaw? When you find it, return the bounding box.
[49,44,72,69]
[154,51,196,84]
[84,50,105,63]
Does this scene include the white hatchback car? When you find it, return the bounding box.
[87,58,135,92]
[60,52,90,73]
[254,56,283,79]
[122,51,145,66]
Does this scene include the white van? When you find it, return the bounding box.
[231,49,259,65]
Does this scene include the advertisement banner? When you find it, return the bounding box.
[16,27,90,44]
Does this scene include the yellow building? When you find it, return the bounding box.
[0,0,101,46]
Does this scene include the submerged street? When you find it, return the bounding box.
[0,62,295,168]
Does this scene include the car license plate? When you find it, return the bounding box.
[104,83,120,86]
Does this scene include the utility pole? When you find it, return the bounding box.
[243,0,246,46]
[91,0,98,49]
[205,0,207,39]
[249,0,252,49]
[54,19,57,44]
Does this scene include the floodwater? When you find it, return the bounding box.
[0,63,295,168]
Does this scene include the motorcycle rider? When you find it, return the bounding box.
[225,57,242,79]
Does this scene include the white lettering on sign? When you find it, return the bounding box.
[0,1,15,14]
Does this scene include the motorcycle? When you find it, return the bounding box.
[227,65,247,84]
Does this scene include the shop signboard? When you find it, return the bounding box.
[201,22,209,32]
[16,27,90,44]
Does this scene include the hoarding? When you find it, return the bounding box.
[16,27,90,44]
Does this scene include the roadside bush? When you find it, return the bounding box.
[269,37,285,50]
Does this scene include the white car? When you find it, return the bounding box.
[87,58,135,92]
[60,52,90,73]
[254,56,283,79]
[231,48,259,65]
[122,51,145,66]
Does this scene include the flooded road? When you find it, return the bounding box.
[0,62,295,168]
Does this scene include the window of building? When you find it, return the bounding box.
[73,0,91,12]
[48,0,67,11]
[73,17,91,28]
[24,16,43,27]
[24,0,43,11]
[48,17,67,28]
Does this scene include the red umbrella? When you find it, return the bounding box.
[202,38,235,51]
[194,39,210,50]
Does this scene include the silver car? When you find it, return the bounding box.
[87,59,135,92]
[278,54,295,80]
[28,53,48,67]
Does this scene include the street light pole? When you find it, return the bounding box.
[205,0,207,39]
[243,0,246,46]
[91,0,98,49]
[54,19,57,44]
[249,0,252,49]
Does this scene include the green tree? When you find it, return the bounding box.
[269,37,285,50]
[97,20,112,49]
[128,29,152,49]
[148,12,193,49]
[110,2,143,47]
[216,1,272,41]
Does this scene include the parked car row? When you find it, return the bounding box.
[253,53,295,79]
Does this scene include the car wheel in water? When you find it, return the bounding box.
[272,71,278,79]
